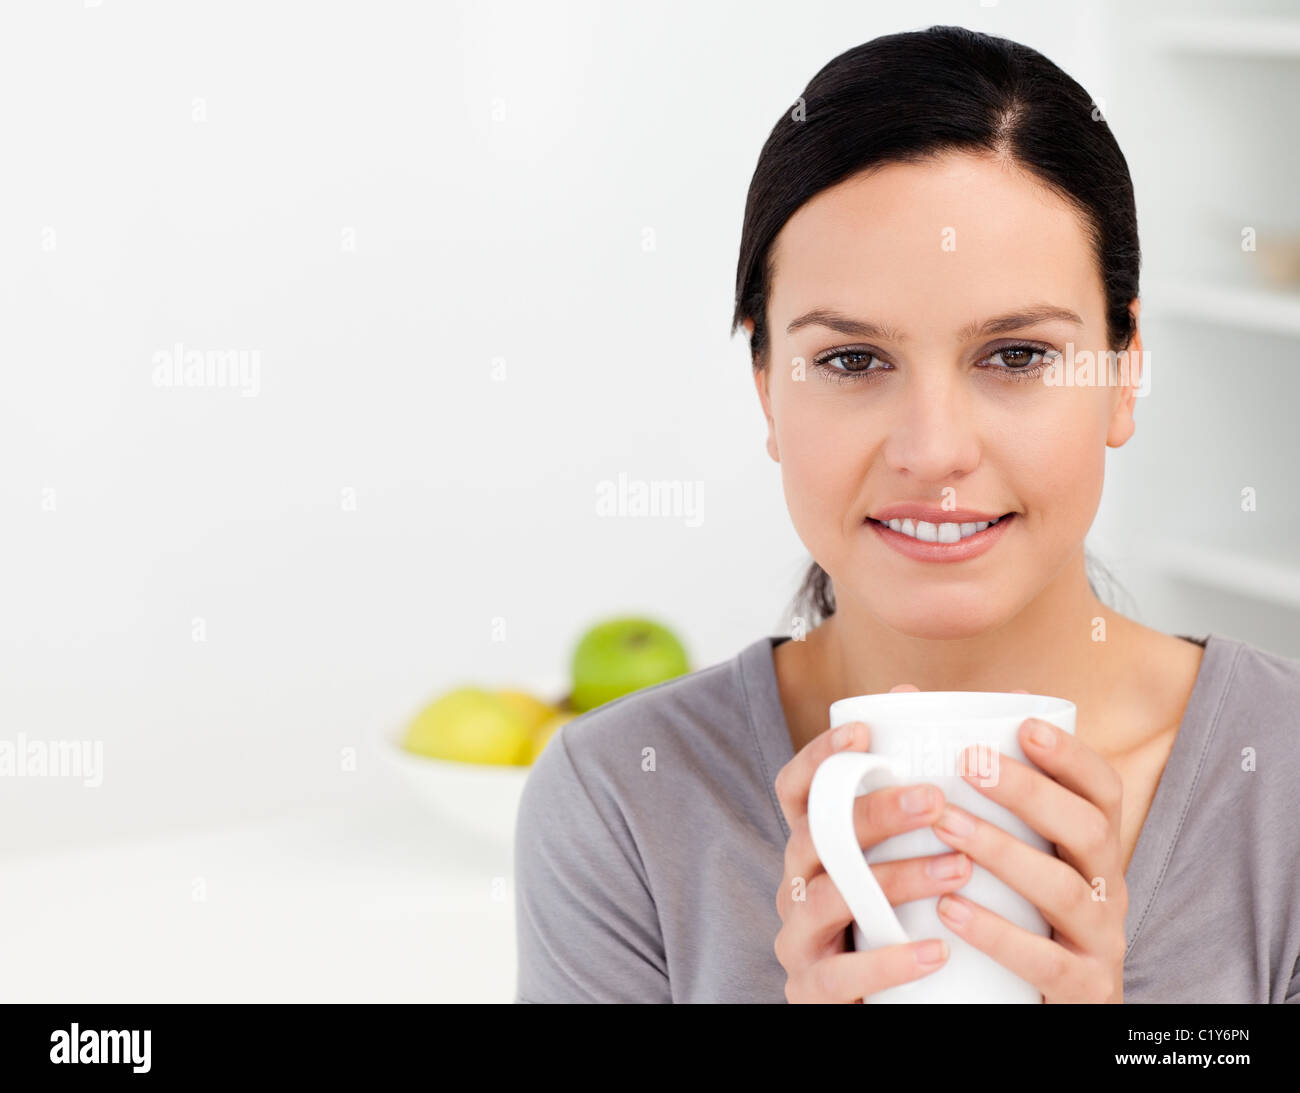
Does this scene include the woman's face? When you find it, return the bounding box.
[750,151,1141,640]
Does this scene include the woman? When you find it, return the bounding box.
[513,25,1300,1003]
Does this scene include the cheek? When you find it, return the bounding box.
[1016,391,1109,527]
[772,390,865,538]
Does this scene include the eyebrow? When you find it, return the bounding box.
[785,304,1084,341]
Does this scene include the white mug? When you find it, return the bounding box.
[807,690,1076,1003]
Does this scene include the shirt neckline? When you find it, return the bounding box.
[737,630,1242,955]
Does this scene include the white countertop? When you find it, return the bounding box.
[0,777,519,1003]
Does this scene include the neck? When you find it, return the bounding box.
[807,548,1136,747]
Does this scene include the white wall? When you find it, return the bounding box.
[3,0,1293,854]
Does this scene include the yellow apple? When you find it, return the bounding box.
[403,687,534,765]
[529,710,577,762]
[495,689,558,735]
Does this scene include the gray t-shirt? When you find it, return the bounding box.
[514,632,1300,1003]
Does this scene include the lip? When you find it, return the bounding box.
[869,504,1010,524]
[866,511,1016,563]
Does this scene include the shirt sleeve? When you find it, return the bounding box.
[513,724,672,1003]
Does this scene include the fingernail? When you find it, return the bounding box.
[899,786,933,814]
[1027,719,1056,749]
[926,852,967,879]
[832,725,853,749]
[938,895,971,924]
[935,805,975,837]
[914,939,948,966]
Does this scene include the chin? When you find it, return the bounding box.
[871,595,1010,642]
[888,618,999,642]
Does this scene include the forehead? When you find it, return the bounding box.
[767,152,1101,332]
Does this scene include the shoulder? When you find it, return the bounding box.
[1193,636,1300,997]
[1191,635,1300,836]
[516,636,779,837]
[1204,635,1300,746]
[1222,635,1300,691]
[532,642,760,789]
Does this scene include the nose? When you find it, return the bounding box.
[879,365,982,482]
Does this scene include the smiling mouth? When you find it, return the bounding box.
[867,512,1016,543]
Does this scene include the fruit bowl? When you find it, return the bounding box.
[379,677,567,849]
[379,619,690,850]
[380,734,533,848]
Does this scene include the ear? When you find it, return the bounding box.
[746,319,780,462]
[1106,298,1142,449]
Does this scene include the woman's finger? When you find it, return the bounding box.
[957,744,1118,884]
[929,801,1117,952]
[935,892,1115,1003]
[782,782,946,884]
[773,720,871,830]
[786,940,950,1003]
[772,682,920,828]
[1018,718,1124,825]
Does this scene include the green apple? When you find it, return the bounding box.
[570,617,690,712]
[403,687,534,765]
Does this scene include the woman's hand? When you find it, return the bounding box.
[773,684,974,1003]
[929,714,1128,1004]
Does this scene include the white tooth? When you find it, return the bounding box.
[937,522,961,543]
[900,518,915,537]
[960,522,977,537]
[914,520,938,542]
[974,521,989,532]
[889,519,902,532]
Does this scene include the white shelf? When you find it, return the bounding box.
[1143,278,1300,336]
[1136,538,1300,611]
[1115,3,1300,654]
[1149,16,1300,57]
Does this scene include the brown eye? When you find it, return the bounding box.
[980,343,1059,382]
[811,347,887,382]
[998,347,1036,368]
[826,351,875,371]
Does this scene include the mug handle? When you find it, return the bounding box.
[806,751,911,949]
